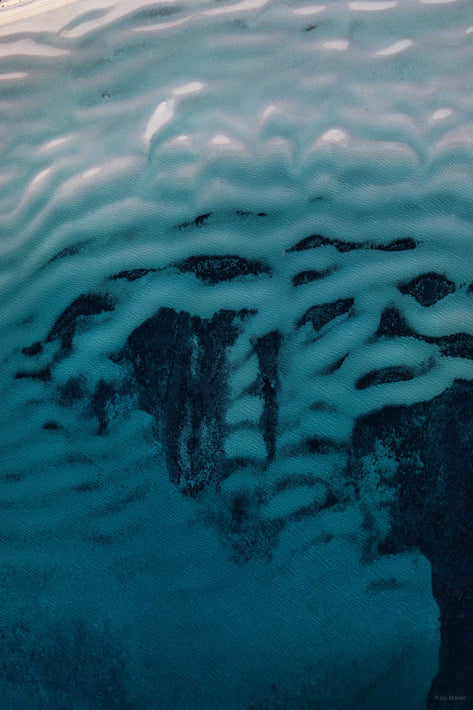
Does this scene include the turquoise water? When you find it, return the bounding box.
[0,0,473,707]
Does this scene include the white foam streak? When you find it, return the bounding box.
[144,100,175,144]
[349,1,397,10]
[431,108,452,122]
[82,167,101,179]
[42,137,68,151]
[172,82,204,97]
[318,128,348,144]
[322,39,349,51]
[376,39,412,56]
[0,71,27,80]
[211,134,232,145]
[293,5,326,15]
[203,0,268,16]
[28,167,52,191]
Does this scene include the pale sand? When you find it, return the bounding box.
[0,0,78,27]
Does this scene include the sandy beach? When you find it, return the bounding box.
[0,0,77,26]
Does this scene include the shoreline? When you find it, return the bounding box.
[0,0,78,27]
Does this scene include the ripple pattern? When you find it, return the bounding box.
[1,0,473,707]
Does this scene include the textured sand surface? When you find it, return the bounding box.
[0,0,472,707]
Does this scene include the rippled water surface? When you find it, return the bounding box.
[1,0,473,707]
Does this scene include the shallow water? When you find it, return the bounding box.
[0,0,472,707]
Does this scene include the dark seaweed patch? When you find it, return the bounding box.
[373,238,417,252]
[292,268,335,286]
[235,210,267,218]
[351,380,473,702]
[254,331,281,462]
[21,341,43,357]
[117,308,242,496]
[288,234,417,254]
[174,255,270,285]
[376,307,414,338]
[90,379,115,435]
[110,268,156,282]
[46,293,115,354]
[423,333,473,360]
[48,242,86,264]
[355,366,414,390]
[375,309,473,358]
[230,493,250,529]
[43,421,58,431]
[219,495,283,562]
[398,272,455,307]
[298,298,354,331]
[14,367,51,382]
[288,234,362,253]
[323,353,348,374]
[307,436,344,455]
[177,213,211,230]
[59,377,85,406]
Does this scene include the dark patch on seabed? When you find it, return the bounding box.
[110,267,156,281]
[355,364,415,390]
[298,297,354,331]
[21,340,43,356]
[174,254,270,285]
[351,380,473,706]
[398,272,455,307]
[254,330,281,462]
[115,306,244,496]
[46,293,115,355]
[288,234,418,253]
[375,306,414,339]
